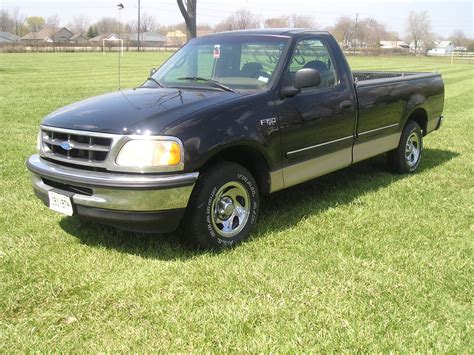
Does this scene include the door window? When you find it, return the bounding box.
[286,38,339,90]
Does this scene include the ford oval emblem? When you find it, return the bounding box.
[60,141,73,151]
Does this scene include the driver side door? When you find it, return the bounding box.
[275,37,357,188]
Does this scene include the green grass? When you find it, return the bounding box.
[0,52,473,352]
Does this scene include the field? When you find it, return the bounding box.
[1,52,473,352]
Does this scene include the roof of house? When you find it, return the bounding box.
[89,33,117,42]
[435,40,452,48]
[22,26,73,40]
[0,32,21,42]
[166,30,186,38]
[129,32,167,42]
[70,33,87,40]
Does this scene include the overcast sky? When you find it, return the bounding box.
[1,0,473,38]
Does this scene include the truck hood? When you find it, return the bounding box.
[41,88,246,135]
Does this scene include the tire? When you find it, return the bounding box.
[388,121,423,174]
[183,162,259,249]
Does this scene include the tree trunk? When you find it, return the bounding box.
[177,0,197,41]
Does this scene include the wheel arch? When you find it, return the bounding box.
[201,142,272,196]
[404,107,428,136]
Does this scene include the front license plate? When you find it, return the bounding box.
[48,190,74,216]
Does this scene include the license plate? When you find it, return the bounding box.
[48,190,74,216]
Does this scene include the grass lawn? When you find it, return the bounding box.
[0,52,472,352]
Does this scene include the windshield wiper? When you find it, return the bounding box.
[145,77,164,87]
[177,76,236,93]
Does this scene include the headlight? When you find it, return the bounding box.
[115,139,182,168]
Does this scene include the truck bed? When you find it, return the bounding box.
[353,71,440,86]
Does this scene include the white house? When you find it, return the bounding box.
[427,40,455,56]
[380,40,409,50]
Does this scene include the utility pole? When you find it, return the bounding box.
[137,0,141,52]
[354,13,359,50]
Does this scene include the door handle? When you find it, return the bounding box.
[340,100,353,110]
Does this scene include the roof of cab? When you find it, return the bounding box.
[201,28,330,37]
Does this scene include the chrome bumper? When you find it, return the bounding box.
[26,154,198,212]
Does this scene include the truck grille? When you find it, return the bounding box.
[41,128,113,166]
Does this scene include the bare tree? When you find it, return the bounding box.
[449,30,469,47]
[128,13,157,33]
[289,14,317,28]
[12,8,26,36]
[0,10,14,32]
[68,15,89,34]
[94,17,121,34]
[177,0,197,40]
[406,11,432,54]
[264,16,290,28]
[330,16,355,47]
[215,9,261,31]
[359,18,387,48]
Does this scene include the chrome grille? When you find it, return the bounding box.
[41,128,113,165]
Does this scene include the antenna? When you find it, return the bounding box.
[117,3,124,89]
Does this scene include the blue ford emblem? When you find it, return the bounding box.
[60,141,73,151]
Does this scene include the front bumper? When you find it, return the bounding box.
[26,154,198,233]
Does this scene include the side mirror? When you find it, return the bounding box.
[149,68,157,77]
[280,68,321,98]
[295,68,321,89]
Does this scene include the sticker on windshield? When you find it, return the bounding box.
[258,76,269,83]
[213,44,221,59]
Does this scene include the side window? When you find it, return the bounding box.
[287,38,339,90]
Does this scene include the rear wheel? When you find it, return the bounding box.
[388,121,423,174]
[183,162,259,249]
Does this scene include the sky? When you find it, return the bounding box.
[1,0,473,38]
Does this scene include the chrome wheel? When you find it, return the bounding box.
[211,181,250,238]
[405,132,420,167]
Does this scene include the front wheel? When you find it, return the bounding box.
[388,121,423,174]
[183,162,259,249]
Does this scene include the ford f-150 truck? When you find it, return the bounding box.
[27,29,444,248]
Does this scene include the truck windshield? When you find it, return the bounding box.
[151,35,289,91]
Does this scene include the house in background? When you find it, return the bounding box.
[89,33,118,44]
[69,33,88,44]
[427,40,454,56]
[0,32,21,43]
[165,30,187,46]
[128,32,167,46]
[379,40,409,50]
[22,27,73,43]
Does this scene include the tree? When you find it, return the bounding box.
[264,16,290,28]
[406,11,432,54]
[330,16,355,47]
[264,14,317,29]
[359,18,387,48]
[449,30,469,47]
[127,13,158,33]
[26,16,45,36]
[94,17,120,34]
[68,15,89,34]
[288,14,317,28]
[0,10,14,32]
[86,25,99,39]
[215,9,261,31]
[177,0,197,41]
[12,8,26,36]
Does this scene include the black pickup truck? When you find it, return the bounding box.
[27,29,444,248]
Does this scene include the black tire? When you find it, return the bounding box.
[183,162,259,249]
[388,121,423,174]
